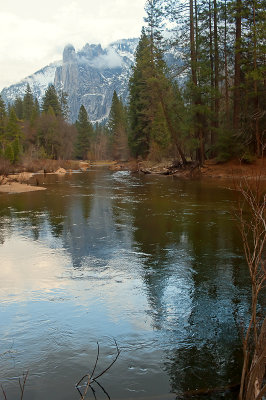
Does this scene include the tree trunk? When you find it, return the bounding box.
[209,0,215,148]
[158,91,187,165]
[252,1,260,157]
[190,0,204,164]
[224,0,229,120]
[214,0,219,136]
[233,0,242,132]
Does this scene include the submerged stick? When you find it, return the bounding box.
[1,385,7,400]
[76,339,120,399]
[91,339,120,382]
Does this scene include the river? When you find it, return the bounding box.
[0,169,251,399]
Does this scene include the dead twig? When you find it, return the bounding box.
[19,371,29,400]
[91,340,120,383]
[1,371,29,400]
[1,385,7,400]
[76,339,120,400]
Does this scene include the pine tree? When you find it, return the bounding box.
[0,95,6,153]
[240,0,266,157]
[6,108,21,141]
[42,85,62,117]
[37,106,59,159]
[75,105,93,160]
[129,21,186,162]
[4,143,14,163]
[108,91,129,160]
[30,98,40,126]
[14,97,24,119]
[23,84,35,120]
[12,137,22,162]
[129,30,151,158]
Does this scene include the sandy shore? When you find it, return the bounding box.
[0,182,46,194]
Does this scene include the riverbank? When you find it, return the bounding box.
[0,160,118,194]
[0,158,265,194]
[117,158,266,180]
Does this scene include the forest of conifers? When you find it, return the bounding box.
[0,0,265,166]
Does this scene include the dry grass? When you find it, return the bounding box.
[0,158,80,177]
[20,159,79,173]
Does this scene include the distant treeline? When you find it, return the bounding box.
[0,84,112,163]
[0,0,265,165]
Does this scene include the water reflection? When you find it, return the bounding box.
[0,170,250,399]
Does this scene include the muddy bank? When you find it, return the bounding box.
[112,158,266,181]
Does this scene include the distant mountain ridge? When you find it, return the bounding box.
[1,38,139,123]
[1,38,183,124]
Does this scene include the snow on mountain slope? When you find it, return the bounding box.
[1,62,61,106]
[1,39,138,123]
[0,38,186,123]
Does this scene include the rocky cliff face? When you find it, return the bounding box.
[1,38,183,124]
[54,39,138,122]
[1,38,138,123]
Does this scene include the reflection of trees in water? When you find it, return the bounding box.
[61,171,135,269]
[0,172,253,397]
[164,343,241,399]
[127,177,250,396]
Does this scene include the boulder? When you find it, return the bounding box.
[79,162,90,171]
[0,175,8,185]
[55,168,67,174]
[109,164,121,171]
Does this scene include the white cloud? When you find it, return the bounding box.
[0,0,146,90]
[80,48,123,69]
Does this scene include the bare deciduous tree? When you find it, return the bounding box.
[235,177,266,400]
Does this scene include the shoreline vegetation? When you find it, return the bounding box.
[0,157,265,194]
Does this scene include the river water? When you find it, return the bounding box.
[0,169,251,399]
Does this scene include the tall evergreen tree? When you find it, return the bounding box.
[4,107,23,162]
[42,85,62,116]
[129,30,152,158]
[0,95,6,153]
[75,105,93,160]
[240,0,266,156]
[37,106,59,159]
[129,19,186,162]
[108,91,129,160]
[23,84,35,120]
[6,108,21,141]
[14,97,24,119]
[30,98,40,126]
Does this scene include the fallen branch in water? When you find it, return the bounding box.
[19,371,28,400]
[76,339,120,400]
[1,371,29,400]
[1,385,7,400]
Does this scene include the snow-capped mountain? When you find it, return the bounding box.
[1,38,139,123]
[1,38,184,124]
[1,62,61,109]
[54,38,138,122]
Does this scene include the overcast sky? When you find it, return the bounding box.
[0,0,147,91]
